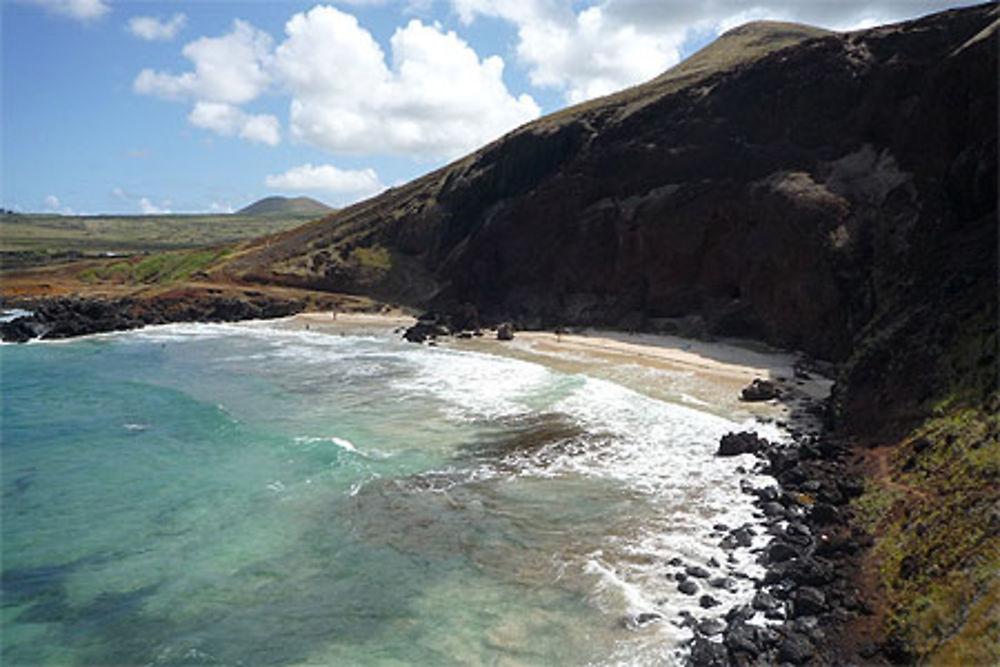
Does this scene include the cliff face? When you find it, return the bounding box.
[223,4,997,436]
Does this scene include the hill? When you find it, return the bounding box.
[213,5,998,662]
[236,196,332,216]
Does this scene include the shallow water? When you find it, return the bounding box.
[1,322,776,665]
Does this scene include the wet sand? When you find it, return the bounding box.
[286,312,833,426]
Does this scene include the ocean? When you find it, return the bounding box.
[1,321,779,665]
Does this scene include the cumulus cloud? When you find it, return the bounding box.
[128,13,186,41]
[265,163,385,197]
[274,6,540,157]
[452,0,684,104]
[134,19,273,104]
[26,0,108,21]
[139,197,171,215]
[188,102,280,146]
[452,0,982,103]
[134,6,539,158]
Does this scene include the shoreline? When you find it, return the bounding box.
[282,312,865,665]
[284,312,833,430]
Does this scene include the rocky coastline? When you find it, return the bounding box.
[0,293,306,343]
[400,310,875,665]
[681,414,873,666]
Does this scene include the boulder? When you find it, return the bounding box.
[709,577,737,591]
[496,322,515,341]
[725,605,755,624]
[724,622,761,656]
[689,637,728,667]
[685,565,711,579]
[752,590,780,612]
[717,431,770,456]
[696,618,727,636]
[791,586,827,617]
[403,321,448,343]
[810,503,841,524]
[766,541,801,564]
[678,579,699,595]
[740,378,781,401]
[731,526,755,547]
[777,632,815,664]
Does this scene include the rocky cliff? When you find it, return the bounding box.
[222,4,996,440]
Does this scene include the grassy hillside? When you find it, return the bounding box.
[0,211,322,268]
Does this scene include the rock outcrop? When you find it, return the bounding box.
[222,4,997,439]
[0,293,305,342]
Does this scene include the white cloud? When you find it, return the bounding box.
[128,13,186,41]
[26,0,108,21]
[452,0,684,104]
[133,19,272,104]
[452,0,983,104]
[265,163,385,197]
[139,197,171,215]
[111,187,125,199]
[43,194,74,215]
[134,6,538,158]
[274,6,539,157]
[209,201,234,213]
[188,102,280,146]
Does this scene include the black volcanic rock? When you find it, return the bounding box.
[740,378,781,401]
[0,294,304,343]
[222,4,996,443]
[717,431,769,456]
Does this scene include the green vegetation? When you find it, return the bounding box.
[0,212,322,268]
[537,21,831,128]
[349,245,391,272]
[79,248,231,285]
[852,405,1000,663]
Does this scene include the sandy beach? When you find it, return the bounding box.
[285,312,832,429]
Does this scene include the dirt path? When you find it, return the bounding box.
[870,445,931,501]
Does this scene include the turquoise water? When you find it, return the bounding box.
[2,323,774,666]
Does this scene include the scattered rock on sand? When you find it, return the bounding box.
[740,378,781,401]
[717,431,771,456]
[679,579,699,595]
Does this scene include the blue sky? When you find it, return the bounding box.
[1,0,980,215]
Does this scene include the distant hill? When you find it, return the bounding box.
[237,196,333,216]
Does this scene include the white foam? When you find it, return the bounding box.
[584,552,656,617]
[293,435,387,459]
[391,346,555,422]
[0,308,33,323]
